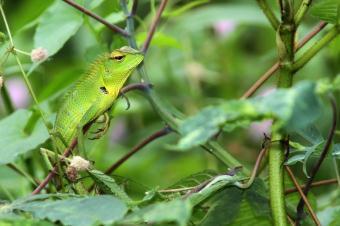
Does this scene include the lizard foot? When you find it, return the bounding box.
[89,112,110,140]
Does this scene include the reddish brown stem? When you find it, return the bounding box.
[285,166,320,225]
[285,178,338,194]
[141,0,168,53]
[62,0,129,37]
[105,126,171,174]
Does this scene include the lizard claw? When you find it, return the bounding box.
[88,112,110,140]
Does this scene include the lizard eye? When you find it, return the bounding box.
[110,53,125,62]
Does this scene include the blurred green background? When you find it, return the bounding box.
[0,0,338,202]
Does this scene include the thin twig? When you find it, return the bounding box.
[285,166,321,225]
[285,178,338,194]
[241,22,327,99]
[296,96,338,225]
[236,148,267,188]
[62,0,129,37]
[105,126,171,174]
[141,0,168,53]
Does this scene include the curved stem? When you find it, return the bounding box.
[0,5,51,131]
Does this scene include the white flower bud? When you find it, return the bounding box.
[31,47,48,62]
[0,76,3,89]
[69,156,90,171]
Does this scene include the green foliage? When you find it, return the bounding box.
[311,0,340,24]
[34,1,84,56]
[121,199,192,226]
[88,169,135,207]
[10,195,127,226]
[177,81,322,150]
[0,110,49,165]
[0,0,339,225]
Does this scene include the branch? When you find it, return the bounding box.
[285,166,320,225]
[105,126,171,174]
[62,0,130,37]
[285,178,338,194]
[241,21,327,99]
[293,25,339,72]
[141,0,168,53]
[296,95,338,224]
[256,0,280,30]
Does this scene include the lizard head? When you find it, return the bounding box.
[103,46,144,82]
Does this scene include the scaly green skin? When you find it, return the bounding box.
[54,46,144,151]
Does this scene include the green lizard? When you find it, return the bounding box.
[53,46,144,152]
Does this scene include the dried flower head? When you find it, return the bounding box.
[69,156,90,171]
[31,47,48,62]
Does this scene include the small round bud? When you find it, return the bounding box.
[66,166,78,182]
[31,47,48,62]
[69,156,91,171]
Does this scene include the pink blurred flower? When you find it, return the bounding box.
[248,120,273,141]
[213,20,236,38]
[6,77,30,108]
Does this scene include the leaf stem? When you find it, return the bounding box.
[293,25,339,72]
[6,163,38,186]
[256,0,280,30]
[294,0,313,25]
[0,4,51,130]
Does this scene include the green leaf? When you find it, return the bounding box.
[244,180,270,218]
[13,195,127,226]
[34,1,84,56]
[88,170,135,207]
[177,81,321,150]
[0,110,49,165]
[311,0,340,24]
[136,32,182,49]
[229,199,271,226]
[200,187,243,226]
[121,199,192,226]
